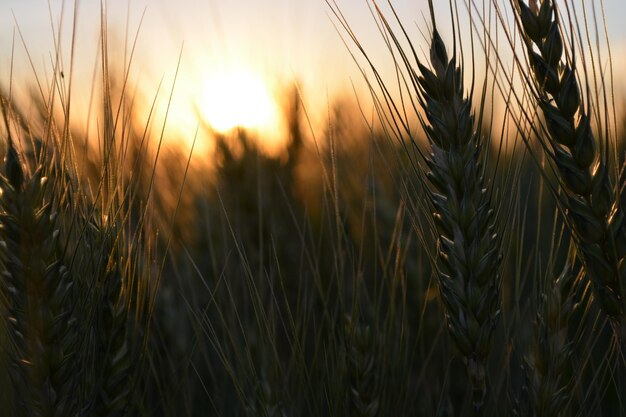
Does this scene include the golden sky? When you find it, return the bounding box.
[1,0,625,152]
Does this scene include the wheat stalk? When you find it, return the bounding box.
[517,260,579,417]
[344,314,379,417]
[514,0,626,336]
[0,145,81,416]
[0,119,137,416]
[92,232,135,417]
[326,1,506,410]
[417,26,503,413]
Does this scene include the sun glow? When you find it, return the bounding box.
[201,70,279,134]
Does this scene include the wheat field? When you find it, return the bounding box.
[1,0,625,416]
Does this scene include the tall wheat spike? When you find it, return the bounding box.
[344,314,379,417]
[0,142,81,416]
[517,261,579,417]
[416,15,503,415]
[514,0,626,337]
[328,0,505,411]
[92,226,135,417]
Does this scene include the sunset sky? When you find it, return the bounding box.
[1,0,625,151]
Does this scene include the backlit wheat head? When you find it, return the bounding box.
[515,0,626,337]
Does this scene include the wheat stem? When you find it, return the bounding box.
[418,28,503,412]
[515,0,626,334]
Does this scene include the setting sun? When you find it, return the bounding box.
[200,70,278,134]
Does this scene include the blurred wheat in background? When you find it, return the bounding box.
[1,0,626,416]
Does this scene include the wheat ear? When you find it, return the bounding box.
[418,27,502,412]
[515,0,626,334]
[518,261,579,417]
[0,146,81,416]
[87,223,135,417]
[344,314,379,417]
